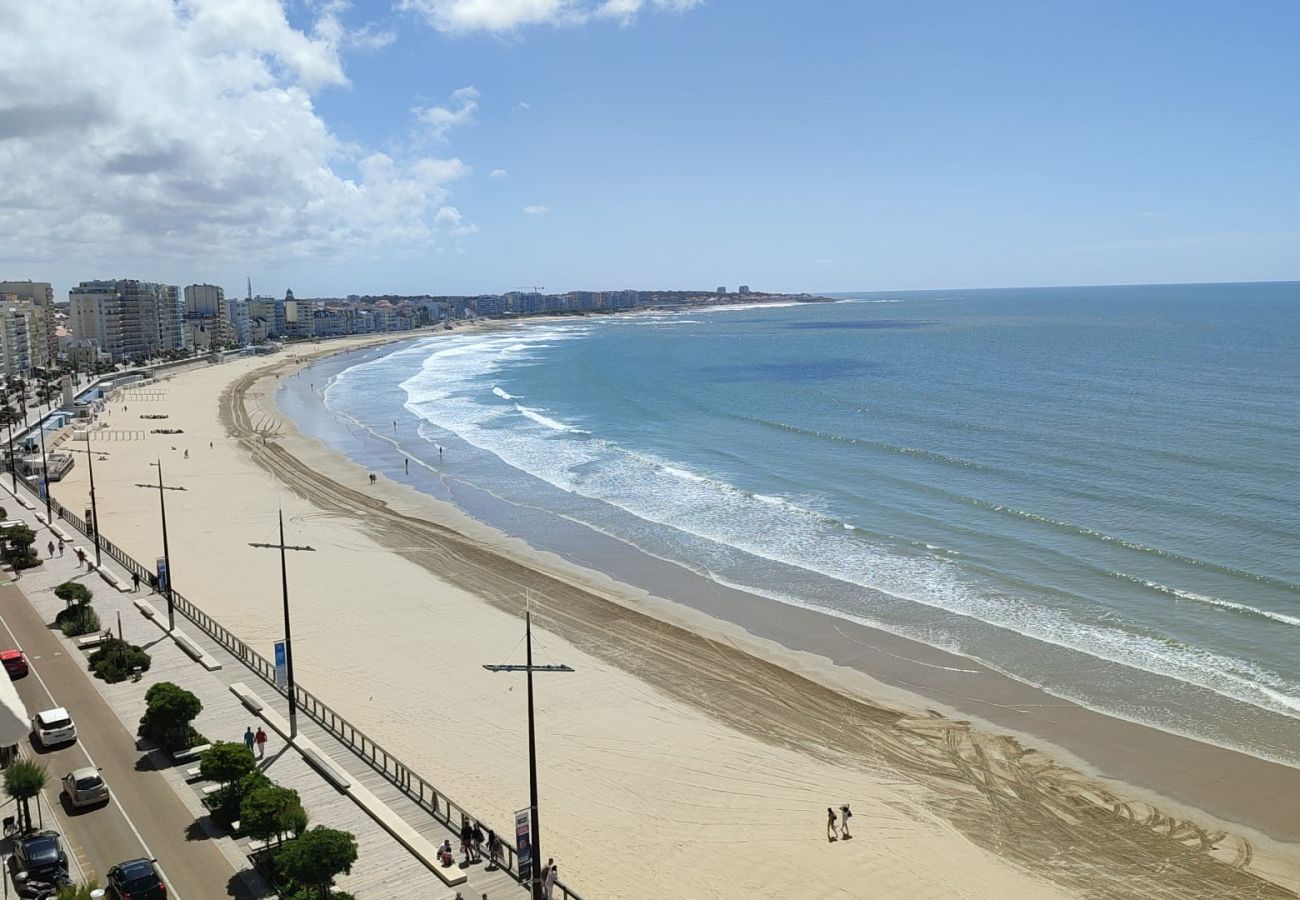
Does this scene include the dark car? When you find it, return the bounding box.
[106,858,167,899]
[9,830,68,883]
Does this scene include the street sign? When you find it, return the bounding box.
[274,640,287,689]
[155,557,169,593]
[515,807,532,882]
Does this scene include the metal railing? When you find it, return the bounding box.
[13,470,581,900]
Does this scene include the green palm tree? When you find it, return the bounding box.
[4,758,47,832]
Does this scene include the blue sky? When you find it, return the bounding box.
[4,0,1298,297]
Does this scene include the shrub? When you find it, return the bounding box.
[55,604,101,637]
[0,523,41,570]
[207,767,271,826]
[54,581,94,606]
[242,784,308,847]
[200,741,256,785]
[87,638,151,683]
[3,759,47,833]
[138,681,203,753]
[277,827,357,900]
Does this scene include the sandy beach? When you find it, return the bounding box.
[46,334,1300,900]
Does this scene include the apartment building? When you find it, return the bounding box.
[69,279,185,363]
[0,280,56,369]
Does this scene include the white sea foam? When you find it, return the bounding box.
[348,323,1300,726]
[492,386,519,400]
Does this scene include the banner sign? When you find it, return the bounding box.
[274,640,288,689]
[515,807,532,883]
[155,557,169,593]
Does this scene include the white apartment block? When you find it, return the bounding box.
[69,279,185,363]
[0,280,56,369]
[0,303,33,377]
[184,283,230,348]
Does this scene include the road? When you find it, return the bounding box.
[0,582,241,898]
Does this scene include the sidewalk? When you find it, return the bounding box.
[1,481,523,899]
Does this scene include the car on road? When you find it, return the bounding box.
[61,767,109,808]
[8,830,69,884]
[106,858,167,899]
[31,707,77,748]
[1,648,28,678]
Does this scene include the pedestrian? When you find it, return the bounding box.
[57,539,64,557]
[132,572,140,592]
[209,441,213,449]
[243,726,255,753]
[75,547,86,567]
[459,817,473,864]
[486,828,500,870]
[184,449,189,459]
[472,821,485,862]
[826,807,838,842]
[46,540,54,558]
[254,726,268,758]
[544,862,557,900]
[404,458,409,474]
[840,803,853,839]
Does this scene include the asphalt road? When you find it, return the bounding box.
[0,582,241,898]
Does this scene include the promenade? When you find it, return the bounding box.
[1,474,527,899]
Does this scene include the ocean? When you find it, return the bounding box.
[282,282,1300,767]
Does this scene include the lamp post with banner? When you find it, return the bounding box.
[249,509,314,739]
[135,460,185,631]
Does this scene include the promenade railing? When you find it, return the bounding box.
[16,474,581,900]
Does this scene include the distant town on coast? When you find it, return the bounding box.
[0,278,833,372]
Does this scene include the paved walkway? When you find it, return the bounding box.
[1,480,524,900]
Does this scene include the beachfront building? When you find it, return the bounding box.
[284,291,315,339]
[227,298,251,345]
[184,283,231,349]
[69,279,186,363]
[247,296,283,340]
[0,301,34,377]
[739,285,751,295]
[0,280,56,369]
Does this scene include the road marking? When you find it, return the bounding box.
[0,614,184,900]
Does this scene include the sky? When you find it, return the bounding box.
[1,0,1298,299]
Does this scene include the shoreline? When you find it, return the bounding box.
[51,334,1300,898]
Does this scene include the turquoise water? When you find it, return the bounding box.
[307,283,1300,764]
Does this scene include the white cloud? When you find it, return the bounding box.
[0,0,472,272]
[398,0,703,34]
[414,86,479,140]
[490,169,508,179]
[515,101,532,111]
[523,205,550,215]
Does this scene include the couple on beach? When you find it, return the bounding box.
[827,804,853,842]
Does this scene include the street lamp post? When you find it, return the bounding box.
[35,408,51,521]
[135,460,185,631]
[249,510,315,739]
[4,415,15,494]
[484,595,573,900]
[64,441,106,567]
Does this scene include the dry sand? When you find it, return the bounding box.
[47,336,1300,899]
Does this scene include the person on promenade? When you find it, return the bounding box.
[254,726,268,758]
[840,804,853,839]
[544,862,558,900]
[459,817,474,864]
[486,829,501,870]
[438,839,455,867]
[827,807,838,842]
[57,540,64,557]
[132,572,140,592]
[244,726,255,753]
[471,821,485,862]
[75,547,86,568]
[184,449,189,459]
[46,540,54,558]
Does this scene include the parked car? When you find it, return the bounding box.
[106,858,167,900]
[31,708,77,748]
[61,767,109,808]
[8,830,69,883]
[1,648,27,678]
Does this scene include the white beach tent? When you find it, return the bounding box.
[0,670,29,765]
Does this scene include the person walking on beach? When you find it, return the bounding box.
[404,458,409,474]
[243,726,255,754]
[254,726,268,758]
[132,572,140,592]
[826,807,839,842]
[840,804,853,839]
[184,449,189,459]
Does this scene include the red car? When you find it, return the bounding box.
[1,649,28,679]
